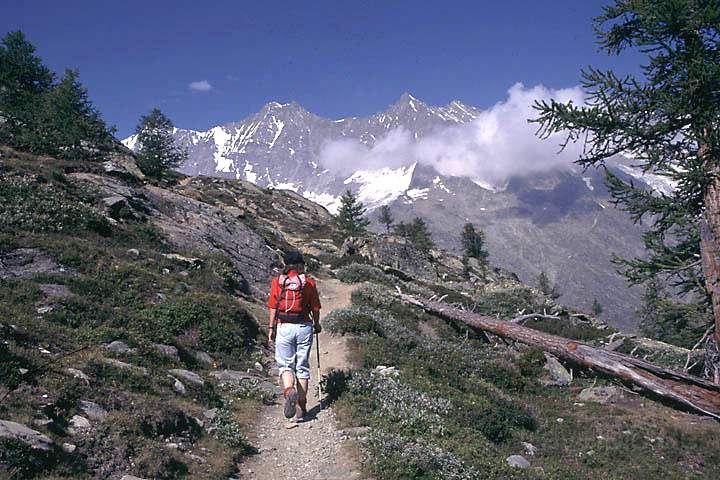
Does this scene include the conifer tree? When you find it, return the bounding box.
[461,223,489,264]
[591,298,603,317]
[408,217,434,253]
[336,189,370,236]
[538,271,560,300]
[135,108,187,178]
[38,69,114,159]
[378,205,394,232]
[0,30,53,149]
[533,1,720,347]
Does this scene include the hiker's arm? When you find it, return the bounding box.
[311,309,321,333]
[268,308,277,342]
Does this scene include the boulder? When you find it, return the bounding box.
[194,351,215,365]
[161,253,203,269]
[168,369,205,386]
[542,353,572,386]
[68,415,91,434]
[522,441,538,456]
[577,386,627,405]
[169,376,186,395]
[66,368,90,385]
[105,340,134,354]
[0,420,54,450]
[357,236,438,282]
[102,358,148,375]
[79,400,107,421]
[0,248,74,279]
[153,343,179,360]
[506,455,531,468]
[208,370,258,383]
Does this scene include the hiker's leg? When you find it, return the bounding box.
[294,324,314,411]
[275,324,297,394]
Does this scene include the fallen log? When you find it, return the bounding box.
[399,293,720,420]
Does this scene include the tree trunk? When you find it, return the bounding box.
[399,293,720,420]
[700,156,720,345]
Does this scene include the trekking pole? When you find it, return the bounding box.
[315,330,322,408]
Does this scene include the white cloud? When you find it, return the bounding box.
[188,80,212,92]
[318,83,586,186]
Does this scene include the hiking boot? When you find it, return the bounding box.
[283,388,299,419]
[294,399,308,422]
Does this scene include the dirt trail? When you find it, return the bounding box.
[239,278,364,480]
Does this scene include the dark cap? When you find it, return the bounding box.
[283,250,305,265]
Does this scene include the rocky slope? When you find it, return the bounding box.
[1,146,717,479]
[122,94,652,330]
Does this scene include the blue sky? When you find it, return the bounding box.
[2,0,640,138]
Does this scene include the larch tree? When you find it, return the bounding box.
[532,0,720,378]
[378,205,394,232]
[336,189,370,236]
[461,222,489,265]
[135,108,187,178]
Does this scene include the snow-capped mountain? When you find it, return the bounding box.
[123,94,654,330]
[122,93,480,213]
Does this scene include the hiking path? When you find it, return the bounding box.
[239,278,365,480]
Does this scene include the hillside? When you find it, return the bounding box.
[1,147,719,479]
[122,94,654,330]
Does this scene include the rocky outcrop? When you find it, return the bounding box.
[0,420,54,450]
[142,184,275,292]
[0,248,74,279]
[350,236,438,282]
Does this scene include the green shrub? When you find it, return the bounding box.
[208,408,252,451]
[473,287,542,318]
[336,263,394,285]
[324,307,384,336]
[524,317,609,341]
[0,175,111,235]
[133,444,188,480]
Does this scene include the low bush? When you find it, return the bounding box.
[473,287,542,318]
[324,307,384,336]
[207,408,252,451]
[336,263,394,285]
[524,317,609,341]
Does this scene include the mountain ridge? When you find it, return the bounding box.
[122,94,651,330]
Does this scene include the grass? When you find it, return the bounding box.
[326,282,720,480]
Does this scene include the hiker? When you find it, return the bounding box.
[268,251,322,421]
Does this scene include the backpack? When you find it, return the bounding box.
[274,273,309,316]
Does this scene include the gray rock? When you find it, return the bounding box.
[153,343,179,360]
[0,248,74,279]
[66,368,90,385]
[37,305,54,315]
[374,365,399,377]
[253,362,264,373]
[522,441,538,456]
[208,370,258,382]
[195,351,215,365]
[542,353,572,386]
[170,376,186,395]
[68,415,91,434]
[0,420,54,450]
[577,386,626,405]
[39,283,73,298]
[506,455,531,468]
[161,253,203,268]
[168,369,205,386]
[120,476,149,480]
[79,400,107,420]
[203,408,218,421]
[127,248,140,257]
[62,442,77,453]
[102,358,148,375]
[105,340,134,354]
